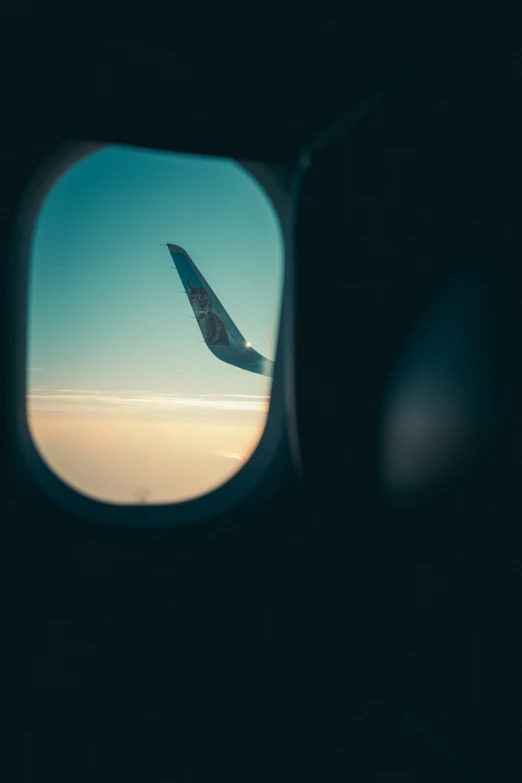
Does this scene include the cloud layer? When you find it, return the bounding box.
[28,388,270,418]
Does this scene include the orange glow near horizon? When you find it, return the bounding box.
[28,405,267,504]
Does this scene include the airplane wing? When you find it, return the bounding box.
[166,244,274,377]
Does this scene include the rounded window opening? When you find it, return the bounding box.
[26,145,284,505]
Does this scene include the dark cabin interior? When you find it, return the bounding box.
[2,8,522,780]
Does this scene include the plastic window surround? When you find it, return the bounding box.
[11,142,296,528]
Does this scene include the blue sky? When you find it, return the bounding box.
[26,145,283,504]
[28,145,283,396]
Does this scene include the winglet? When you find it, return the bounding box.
[167,244,274,377]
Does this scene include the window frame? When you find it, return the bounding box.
[12,141,296,527]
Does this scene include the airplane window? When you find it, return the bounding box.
[26,145,283,505]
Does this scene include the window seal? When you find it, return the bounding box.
[11,141,296,527]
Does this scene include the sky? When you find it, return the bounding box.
[26,145,283,504]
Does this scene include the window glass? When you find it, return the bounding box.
[27,146,283,504]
